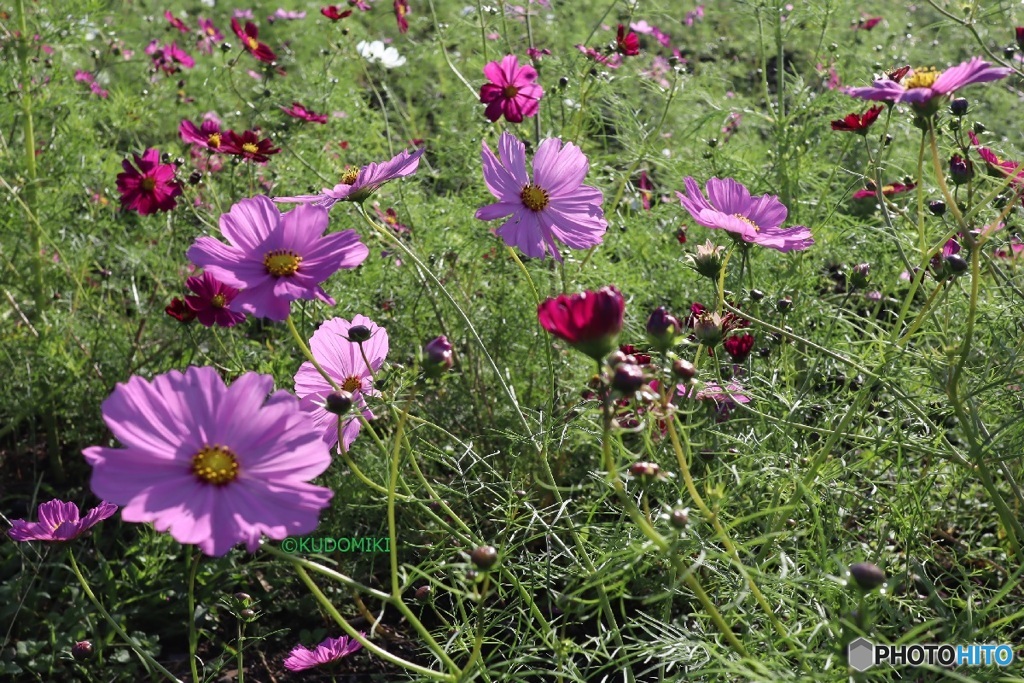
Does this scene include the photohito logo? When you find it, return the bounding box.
[848,637,1015,671]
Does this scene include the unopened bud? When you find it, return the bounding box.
[347,324,372,342]
[645,307,680,353]
[612,363,644,394]
[849,561,886,590]
[470,545,498,570]
[325,390,354,415]
[72,641,93,661]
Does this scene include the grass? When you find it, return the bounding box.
[2,0,1024,681]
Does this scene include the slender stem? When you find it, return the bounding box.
[68,550,184,683]
[236,618,245,683]
[928,123,967,230]
[286,315,339,391]
[187,551,202,683]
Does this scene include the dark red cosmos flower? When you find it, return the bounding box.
[618,344,651,366]
[220,130,281,163]
[231,17,276,63]
[538,286,625,362]
[184,271,246,327]
[638,171,653,210]
[116,148,182,215]
[831,105,883,134]
[166,296,196,322]
[723,333,755,362]
[281,102,328,124]
[321,5,353,21]
[1016,27,1024,52]
[852,181,915,200]
[394,0,410,33]
[855,16,882,31]
[615,24,640,56]
[165,10,190,33]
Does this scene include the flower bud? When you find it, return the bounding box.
[849,263,870,289]
[687,240,726,280]
[672,359,696,381]
[347,324,372,342]
[645,307,680,353]
[692,311,724,346]
[972,122,986,135]
[234,592,252,602]
[849,561,886,590]
[927,200,946,216]
[628,461,660,478]
[949,154,973,186]
[949,97,968,116]
[946,254,968,274]
[612,363,644,394]
[72,641,93,661]
[1017,26,1024,52]
[240,609,256,619]
[670,508,689,528]
[415,585,433,602]
[470,545,498,570]
[325,390,354,415]
[423,335,453,377]
[776,297,792,313]
[749,288,764,302]
[723,333,755,363]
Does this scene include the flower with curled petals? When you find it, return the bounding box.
[294,315,388,452]
[82,367,334,557]
[677,177,813,252]
[186,195,368,321]
[275,147,424,208]
[7,500,118,542]
[476,132,607,261]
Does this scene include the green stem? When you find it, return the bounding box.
[68,550,184,683]
[286,315,339,391]
[187,551,201,683]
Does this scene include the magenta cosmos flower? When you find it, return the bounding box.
[8,499,117,542]
[116,149,182,215]
[82,367,333,557]
[187,195,369,320]
[284,634,363,672]
[844,58,1010,111]
[281,102,328,124]
[184,271,246,327]
[180,118,224,151]
[294,315,388,452]
[479,55,543,123]
[275,147,425,208]
[538,286,624,361]
[231,18,277,63]
[677,177,813,252]
[476,132,607,261]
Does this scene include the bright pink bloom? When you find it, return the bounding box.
[281,102,328,124]
[180,119,224,151]
[538,286,624,361]
[197,18,224,54]
[576,44,622,69]
[394,0,410,33]
[148,41,195,74]
[232,18,277,63]
[476,132,607,261]
[684,5,705,26]
[83,367,334,557]
[969,132,1024,185]
[615,24,640,56]
[321,5,353,20]
[275,147,425,208]
[7,500,117,542]
[165,10,190,33]
[294,315,388,452]
[187,196,368,320]
[856,16,882,30]
[677,177,813,252]
[350,0,371,9]
[116,149,182,215]
[284,634,363,672]
[851,182,915,199]
[526,47,551,60]
[184,271,246,327]
[844,58,1009,109]
[479,55,543,123]
[220,129,280,163]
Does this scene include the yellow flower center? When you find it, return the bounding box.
[342,375,362,392]
[192,444,239,485]
[208,132,222,148]
[341,167,359,185]
[503,84,520,98]
[210,294,226,308]
[263,250,303,276]
[733,213,759,232]
[246,36,259,51]
[904,67,940,90]
[881,184,895,194]
[242,142,260,154]
[140,177,157,192]
[520,184,549,211]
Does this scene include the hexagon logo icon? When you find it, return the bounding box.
[848,637,875,672]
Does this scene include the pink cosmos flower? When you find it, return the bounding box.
[8,500,118,542]
[187,196,369,320]
[220,129,281,163]
[677,177,813,252]
[374,204,410,233]
[294,315,388,452]
[284,634,363,672]
[83,367,334,557]
[197,18,224,54]
[275,147,425,208]
[165,10,190,33]
[116,149,182,215]
[184,271,246,327]
[148,41,195,74]
[281,102,328,124]
[851,182,915,200]
[844,57,1010,110]
[180,118,224,151]
[969,132,1024,185]
[321,6,353,20]
[576,44,622,69]
[855,16,882,31]
[684,6,705,26]
[615,24,640,56]
[526,46,551,60]
[268,9,306,22]
[476,132,608,261]
[479,55,543,123]
[394,0,410,33]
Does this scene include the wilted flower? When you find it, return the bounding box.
[537,286,624,361]
[7,499,117,542]
[116,148,182,215]
[283,635,363,672]
[479,55,543,124]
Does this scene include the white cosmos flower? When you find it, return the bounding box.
[356,40,406,69]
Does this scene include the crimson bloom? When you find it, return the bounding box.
[479,55,543,123]
[221,129,281,163]
[855,16,882,31]
[723,333,755,363]
[281,102,328,124]
[851,181,915,199]
[476,132,607,261]
[231,17,277,63]
[677,177,813,252]
[576,44,622,69]
[180,118,224,151]
[394,0,410,33]
[166,297,196,322]
[284,634,363,672]
[184,271,246,327]
[969,132,1024,185]
[165,10,190,33]
[831,105,883,134]
[294,315,388,452]
[187,195,368,320]
[275,147,425,208]
[83,367,334,556]
[844,58,1010,113]
[538,286,624,362]
[615,24,640,56]
[7,500,118,542]
[374,205,410,233]
[321,6,353,21]
[116,148,182,215]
